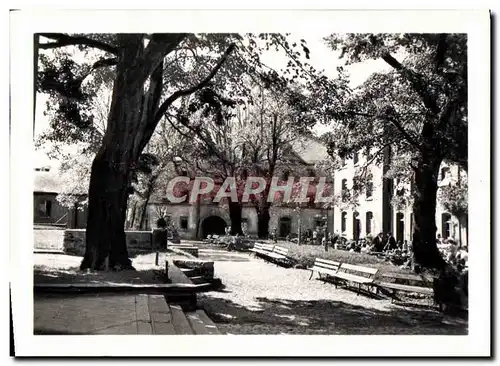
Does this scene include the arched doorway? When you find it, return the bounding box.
[201,216,227,239]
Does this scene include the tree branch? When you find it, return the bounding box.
[381,53,440,115]
[140,33,187,81]
[384,114,424,154]
[152,43,237,126]
[434,34,448,74]
[38,33,118,55]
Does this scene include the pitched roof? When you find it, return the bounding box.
[290,137,328,165]
[34,169,61,194]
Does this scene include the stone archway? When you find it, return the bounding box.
[201,216,227,239]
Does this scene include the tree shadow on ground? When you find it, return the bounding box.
[33,266,165,285]
[198,295,468,335]
[198,253,250,262]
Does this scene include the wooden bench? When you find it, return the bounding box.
[330,263,379,295]
[250,244,293,266]
[308,258,341,280]
[376,272,434,303]
[267,245,293,266]
[249,243,275,257]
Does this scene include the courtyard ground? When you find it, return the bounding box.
[33,232,468,335]
[197,249,468,335]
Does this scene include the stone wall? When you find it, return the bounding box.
[63,229,153,256]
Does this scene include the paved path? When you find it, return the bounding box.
[34,293,216,335]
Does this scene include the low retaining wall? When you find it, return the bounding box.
[63,229,153,256]
[173,259,215,280]
[170,245,199,258]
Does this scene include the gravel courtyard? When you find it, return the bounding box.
[32,233,468,335]
[198,250,468,335]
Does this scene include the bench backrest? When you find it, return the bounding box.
[313,258,341,272]
[339,263,379,278]
[273,246,289,256]
[381,272,433,287]
[254,243,275,252]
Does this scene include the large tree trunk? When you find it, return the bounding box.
[228,201,243,235]
[80,35,149,271]
[80,154,134,270]
[411,157,447,270]
[256,201,271,239]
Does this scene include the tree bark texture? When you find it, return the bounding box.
[411,156,447,270]
[256,201,271,239]
[228,201,243,235]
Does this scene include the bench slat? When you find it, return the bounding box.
[340,263,378,275]
[309,266,338,276]
[381,272,429,282]
[378,282,433,295]
[316,259,341,267]
[266,252,286,259]
[333,272,375,284]
[273,246,289,256]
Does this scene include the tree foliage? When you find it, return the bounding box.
[35,32,329,267]
[318,33,467,269]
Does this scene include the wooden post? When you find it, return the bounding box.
[155,251,159,266]
[297,208,301,246]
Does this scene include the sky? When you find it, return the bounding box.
[34,34,391,168]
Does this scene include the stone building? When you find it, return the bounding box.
[145,138,334,240]
[331,148,468,247]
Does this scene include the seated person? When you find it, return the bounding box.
[383,233,397,251]
[371,232,385,252]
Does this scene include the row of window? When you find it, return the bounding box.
[340,211,374,234]
[340,147,373,167]
[341,178,373,201]
[339,211,454,242]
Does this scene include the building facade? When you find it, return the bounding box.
[144,199,333,240]
[143,137,333,240]
[331,149,468,247]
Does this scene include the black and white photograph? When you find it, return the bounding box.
[9,7,490,358]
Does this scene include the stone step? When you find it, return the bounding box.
[148,295,176,335]
[185,310,220,335]
[193,309,221,335]
[173,259,215,279]
[180,268,197,277]
[169,304,194,334]
[189,276,206,284]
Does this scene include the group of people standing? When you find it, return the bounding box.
[370,232,400,252]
